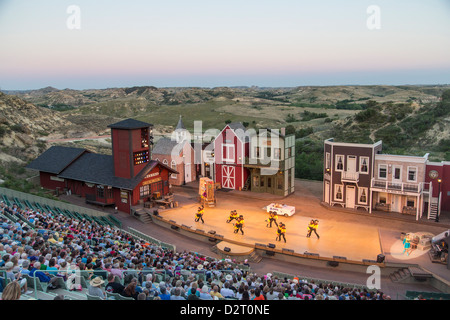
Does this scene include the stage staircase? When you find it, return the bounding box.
[249,251,262,263]
[132,207,153,224]
[389,266,433,283]
[428,199,438,220]
[242,176,251,191]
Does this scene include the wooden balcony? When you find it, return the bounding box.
[371,178,428,194]
[341,171,359,183]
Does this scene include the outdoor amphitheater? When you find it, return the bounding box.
[1,178,449,302]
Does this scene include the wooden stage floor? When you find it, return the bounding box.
[156,197,383,262]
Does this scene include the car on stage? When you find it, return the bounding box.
[266,203,296,217]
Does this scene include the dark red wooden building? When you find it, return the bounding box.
[27,119,177,214]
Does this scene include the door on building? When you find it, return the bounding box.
[185,163,191,183]
[346,185,356,208]
[347,155,357,173]
[392,194,402,213]
[222,165,235,189]
[325,181,330,204]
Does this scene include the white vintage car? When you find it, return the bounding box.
[266,203,296,217]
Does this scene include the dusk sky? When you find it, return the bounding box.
[0,0,449,90]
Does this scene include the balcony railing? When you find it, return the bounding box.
[341,171,359,182]
[371,178,428,194]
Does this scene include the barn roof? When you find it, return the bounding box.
[26,146,88,174]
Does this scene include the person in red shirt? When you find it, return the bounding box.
[252,288,265,300]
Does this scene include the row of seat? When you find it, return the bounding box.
[1,193,121,229]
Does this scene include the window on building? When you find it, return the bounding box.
[325,152,330,170]
[141,128,149,148]
[336,155,344,171]
[171,160,177,179]
[407,197,415,207]
[253,176,260,187]
[359,188,368,204]
[265,147,271,158]
[140,185,150,198]
[162,159,168,166]
[260,176,265,187]
[407,167,417,182]
[379,193,387,204]
[379,164,387,179]
[335,184,343,201]
[274,148,281,160]
[222,144,235,162]
[360,157,369,174]
[393,166,401,180]
[96,186,104,199]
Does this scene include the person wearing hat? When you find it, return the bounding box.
[276,223,287,243]
[195,206,205,224]
[226,210,238,223]
[199,285,213,300]
[233,215,244,235]
[88,276,106,299]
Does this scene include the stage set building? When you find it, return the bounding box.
[323,138,449,221]
[213,123,295,196]
[151,116,196,186]
[27,119,177,214]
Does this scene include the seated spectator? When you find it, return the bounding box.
[88,276,106,299]
[103,273,123,294]
[252,288,265,300]
[158,286,171,300]
[220,281,235,298]
[122,281,139,300]
[1,280,21,300]
[170,287,185,300]
[210,285,224,300]
[199,285,213,300]
[187,287,200,300]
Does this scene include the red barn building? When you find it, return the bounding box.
[213,123,250,190]
[27,119,177,214]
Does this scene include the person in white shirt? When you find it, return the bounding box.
[220,281,235,298]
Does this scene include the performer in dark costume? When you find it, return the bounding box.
[234,215,245,235]
[266,211,279,228]
[195,205,205,224]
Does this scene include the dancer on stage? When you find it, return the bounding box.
[307,220,320,239]
[195,205,205,224]
[402,234,413,256]
[234,215,245,235]
[276,222,286,243]
[227,210,238,223]
[266,211,279,228]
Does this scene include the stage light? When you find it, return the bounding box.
[376,254,385,263]
[268,243,276,249]
[304,252,319,257]
[224,247,231,252]
[327,261,339,267]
